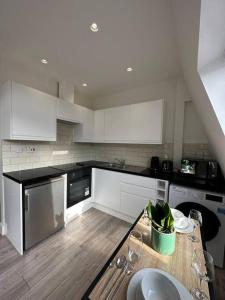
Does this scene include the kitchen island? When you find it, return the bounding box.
[82,211,215,300]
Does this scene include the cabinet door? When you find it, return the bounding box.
[130,100,163,143]
[74,106,94,141]
[120,192,150,219]
[120,182,156,218]
[56,99,81,123]
[94,169,120,211]
[105,106,131,141]
[11,82,56,141]
[93,110,105,141]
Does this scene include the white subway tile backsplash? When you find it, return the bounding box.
[1,122,214,172]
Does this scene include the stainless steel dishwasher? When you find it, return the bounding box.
[24,176,64,250]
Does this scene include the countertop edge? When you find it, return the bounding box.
[3,170,66,185]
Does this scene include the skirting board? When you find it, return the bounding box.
[66,201,135,225]
[65,198,93,224]
[0,222,7,235]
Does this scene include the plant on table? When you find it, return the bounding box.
[147,201,174,233]
[146,201,176,255]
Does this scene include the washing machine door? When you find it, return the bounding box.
[175,202,221,241]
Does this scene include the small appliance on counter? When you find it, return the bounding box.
[207,160,219,179]
[161,160,173,173]
[180,159,197,175]
[150,156,160,173]
[180,158,221,180]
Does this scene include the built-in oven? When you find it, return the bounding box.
[67,167,92,208]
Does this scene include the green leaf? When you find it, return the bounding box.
[146,200,174,233]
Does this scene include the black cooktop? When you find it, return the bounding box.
[3,167,65,185]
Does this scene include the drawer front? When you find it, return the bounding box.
[120,182,156,199]
[121,173,156,189]
[120,191,156,218]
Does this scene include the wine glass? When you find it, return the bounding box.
[127,230,143,265]
[188,209,202,242]
[142,207,150,225]
[191,250,215,300]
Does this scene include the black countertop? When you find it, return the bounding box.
[3,167,65,185]
[51,163,90,173]
[77,160,225,194]
[76,160,148,176]
[3,160,225,193]
[171,173,225,193]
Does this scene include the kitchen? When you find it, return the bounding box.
[0,0,225,299]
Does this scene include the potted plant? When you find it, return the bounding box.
[147,201,176,255]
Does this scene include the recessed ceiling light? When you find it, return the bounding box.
[126,67,133,72]
[90,22,99,32]
[82,83,88,87]
[41,58,48,64]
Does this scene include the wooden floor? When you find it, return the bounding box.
[0,208,224,300]
[0,208,131,300]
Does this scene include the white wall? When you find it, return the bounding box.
[172,0,225,175]
[183,101,208,144]
[198,0,225,69]
[200,60,225,134]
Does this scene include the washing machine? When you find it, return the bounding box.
[169,184,225,268]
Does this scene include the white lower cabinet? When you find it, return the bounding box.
[120,175,157,219]
[94,169,120,211]
[120,192,150,219]
[93,169,159,221]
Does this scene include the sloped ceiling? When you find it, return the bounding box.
[198,0,225,136]
[172,0,225,174]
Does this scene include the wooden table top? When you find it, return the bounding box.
[84,213,210,300]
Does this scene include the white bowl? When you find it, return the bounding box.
[141,270,181,300]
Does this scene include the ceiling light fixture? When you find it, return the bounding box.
[90,22,99,32]
[41,58,48,64]
[126,67,133,72]
[82,83,88,87]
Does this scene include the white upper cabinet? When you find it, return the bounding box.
[130,99,164,143]
[56,98,82,123]
[93,110,105,141]
[104,105,131,142]
[74,105,94,142]
[0,81,57,141]
[74,99,164,144]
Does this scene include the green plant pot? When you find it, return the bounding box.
[151,225,176,255]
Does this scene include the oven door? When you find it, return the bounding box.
[67,176,91,208]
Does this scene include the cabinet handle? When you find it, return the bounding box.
[25,193,30,211]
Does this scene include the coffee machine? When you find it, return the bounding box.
[150,156,160,173]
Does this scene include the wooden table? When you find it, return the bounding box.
[82,212,210,300]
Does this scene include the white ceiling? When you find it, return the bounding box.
[0,0,180,97]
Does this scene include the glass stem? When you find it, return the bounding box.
[199,277,203,289]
